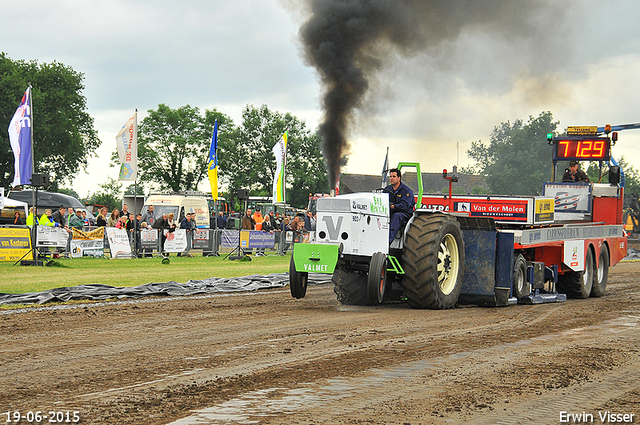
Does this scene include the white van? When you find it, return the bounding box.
[141,195,210,228]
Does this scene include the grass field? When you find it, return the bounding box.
[0,253,291,295]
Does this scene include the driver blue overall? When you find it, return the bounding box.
[385,181,415,243]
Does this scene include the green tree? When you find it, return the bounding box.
[124,183,146,196]
[466,112,559,195]
[217,105,328,208]
[134,104,234,192]
[85,177,122,211]
[0,53,100,191]
[58,187,81,200]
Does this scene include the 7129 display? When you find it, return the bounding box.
[553,137,610,161]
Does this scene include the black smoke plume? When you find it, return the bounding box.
[299,0,554,188]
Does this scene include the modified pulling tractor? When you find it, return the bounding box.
[289,128,628,308]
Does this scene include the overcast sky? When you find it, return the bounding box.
[2,0,640,198]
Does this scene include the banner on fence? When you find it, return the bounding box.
[193,229,212,250]
[220,230,276,249]
[240,230,275,249]
[140,228,158,250]
[70,227,104,258]
[36,226,68,248]
[164,229,188,252]
[106,227,132,258]
[221,230,238,248]
[0,227,31,261]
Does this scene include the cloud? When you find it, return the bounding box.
[2,0,640,198]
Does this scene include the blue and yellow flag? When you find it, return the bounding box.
[208,120,219,200]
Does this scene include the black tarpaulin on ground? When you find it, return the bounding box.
[0,273,333,306]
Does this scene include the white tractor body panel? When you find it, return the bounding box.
[315,193,390,256]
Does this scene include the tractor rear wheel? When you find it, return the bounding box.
[333,269,369,305]
[557,247,594,299]
[367,252,387,305]
[289,255,308,299]
[591,244,609,297]
[402,213,465,309]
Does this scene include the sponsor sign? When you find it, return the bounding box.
[106,227,132,258]
[140,228,158,249]
[222,230,275,249]
[563,240,584,271]
[421,196,529,222]
[193,229,212,250]
[164,229,188,252]
[543,183,591,213]
[566,126,597,136]
[534,198,554,222]
[36,227,68,248]
[0,227,31,261]
[518,225,624,245]
[240,230,275,249]
[70,227,104,258]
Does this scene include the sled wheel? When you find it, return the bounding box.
[402,213,465,309]
[333,269,369,305]
[591,244,609,297]
[289,255,308,299]
[367,252,387,305]
[558,246,594,299]
[512,254,531,299]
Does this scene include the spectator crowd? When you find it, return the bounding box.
[23,202,316,258]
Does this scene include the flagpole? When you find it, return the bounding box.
[133,109,138,258]
[28,85,38,263]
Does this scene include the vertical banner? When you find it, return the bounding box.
[272,131,287,203]
[8,87,33,187]
[117,111,137,181]
[208,119,219,200]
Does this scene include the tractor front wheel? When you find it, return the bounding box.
[402,213,465,309]
[289,255,308,299]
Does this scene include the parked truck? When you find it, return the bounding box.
[289,126,628,308]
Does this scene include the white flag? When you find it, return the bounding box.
[116,112,137,181]
[272,132,287,203]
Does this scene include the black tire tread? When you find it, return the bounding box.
[402,213,464,309]
[367,252,387,305]
[591,244,609,297]
[333,269,369,305]
[557,247,594,299]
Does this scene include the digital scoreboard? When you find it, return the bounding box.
[553,137,611,161]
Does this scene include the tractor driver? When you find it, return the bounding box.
[562,161,590,183]
[385,168,416,243]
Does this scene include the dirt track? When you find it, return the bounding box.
[1,262,639,425]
